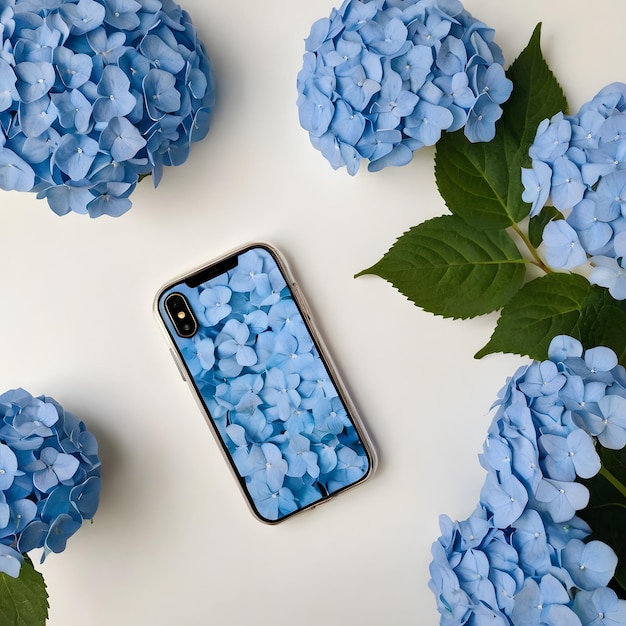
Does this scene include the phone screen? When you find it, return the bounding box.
[156,244,374,522]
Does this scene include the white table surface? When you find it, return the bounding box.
[1,1,624,624]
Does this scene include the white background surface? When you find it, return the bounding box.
[1,1,625,624]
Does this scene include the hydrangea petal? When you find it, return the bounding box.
[99,116,146,162]
[562,539,618,590]
[0,148,35,191]
[53,133,99,180]
[15,61,55,103]
[0,544,24,578]
[60,0,106,35]
[143,68,181,120]
[140,33,185,74]
[543,220,588,269]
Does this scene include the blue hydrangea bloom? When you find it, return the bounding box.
[0,0,215,217]
[522,83,626,299]
[297,0,512,174]
[429,335,626,624]
[0,388,101,577]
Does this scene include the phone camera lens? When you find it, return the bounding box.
[164,293,198,338]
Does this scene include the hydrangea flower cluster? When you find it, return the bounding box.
[429,335,626,625]
[521,83,626,299]
[0,388,101,578]
[296,0,512,174]
[161,247,372,522]
[0,0,215,217]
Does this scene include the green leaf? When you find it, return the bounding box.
[356,215,526,319]
[574,287,626,366]
[579,447,626,597]
[476,273,593,360]
[0,556,49,626]
[434,23,567,231]
[477,275,626,362]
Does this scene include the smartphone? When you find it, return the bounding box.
[154,243,376,523]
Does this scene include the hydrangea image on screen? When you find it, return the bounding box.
[160,247,372,521]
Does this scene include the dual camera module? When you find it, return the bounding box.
[164,293,198,338]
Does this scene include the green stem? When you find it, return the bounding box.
[512,222,551,274]
[599,465,626,501]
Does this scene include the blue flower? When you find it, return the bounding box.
[198,285,233,327]
[336,63,381,111]
[539,430,601,481]
[103,0,141,31]
[99,116,146,161]
[28,447,80,493]
[511,509,552,577]
[53,47,93,90]
[60,0,106,35]
[228,249,271,297]
[247,480,297,522]
[529,113,571,163]
[510,575,582,625]
[590,255,626,301]
[297,0,511,173]
[143,68,181,120]
[267,330,315,374]
[480,469,528,528]
[518,359,565,397]
[370,68,418,131]
[0,543,23,578]
[464,92,504,143]
[327,446,368,491]
[534,477,590,523]
[261,368,301,421]
[562,539,618,591]
[51,89,93,133]
[239,443,287,493]
[590,395,626,449]
[392,44,432,92]
[18,95,58,139]
[0,0,215,216]
[430,335,626,623]
[215,319,258,376]
[282,434,320,479]
[0,389,101,577]
[93,65,137,123]
[524,83,626,298]
[53,133,99,181]
[311,396,349,435]
[298,83,335,138]
[0,444,23,491]
[550,155,586,211]
[14,61,56,103]
[593,170,626,221]
[542,219,588,269]
[140,32,185,74]
[404,98,454,146]
[0,148,35,192]
[572,587,626,626]
[567,199,614,255]
[0,59,19,112]
[44,513,82,555]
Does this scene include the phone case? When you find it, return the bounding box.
[154,243,376,523]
